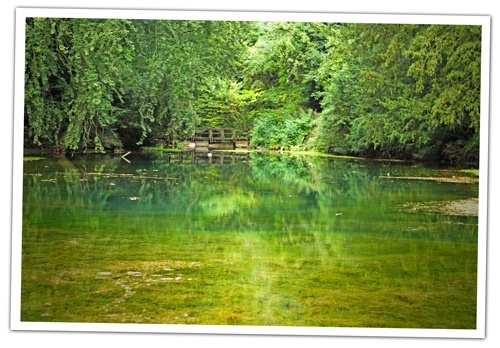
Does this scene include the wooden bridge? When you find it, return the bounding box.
[187,128,249,151]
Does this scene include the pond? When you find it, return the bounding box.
[20,151,479,328]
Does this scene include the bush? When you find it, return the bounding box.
[250,109,314,150]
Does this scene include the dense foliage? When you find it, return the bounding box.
[24,18,482,163]
[313,24,481,162]
[25,18,246,151]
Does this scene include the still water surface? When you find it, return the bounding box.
[21,152,479,328]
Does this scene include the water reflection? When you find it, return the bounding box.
[23,152,478,242]
[21,151,479,327]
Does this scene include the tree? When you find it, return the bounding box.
[24,18,482,163]
[25,18,134,152]
[121,20,248,147]
[242,21,327,149]
[24,18,69,148]
[315,23,481,162]
[196,78,262,130]
[24,18,247,151]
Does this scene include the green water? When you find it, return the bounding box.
[21,152,479,328]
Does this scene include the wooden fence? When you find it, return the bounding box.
[189,128,249,150]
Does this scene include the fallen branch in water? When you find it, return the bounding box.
[121,151,131,163]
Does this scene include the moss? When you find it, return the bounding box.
[21,224,478,327]
[142,146,184,153]
[459,169,479,177]
[399,198,479,217]
[23,156,45,162]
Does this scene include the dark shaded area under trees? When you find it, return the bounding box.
[24,18,482,164]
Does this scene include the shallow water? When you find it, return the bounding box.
[21,152,479,328]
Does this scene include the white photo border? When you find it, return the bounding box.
[11,7,491,339]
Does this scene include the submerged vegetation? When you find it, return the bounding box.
[399,198,479,217]
[24,18,482,164]
[21,153,479,327]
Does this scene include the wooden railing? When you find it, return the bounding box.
[192,128,249,143]
[189,128,250,150]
